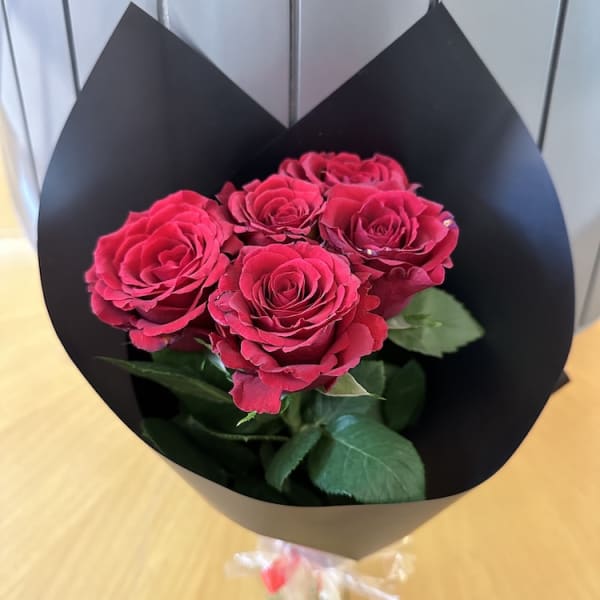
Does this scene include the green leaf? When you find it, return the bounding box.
[350,360,386,396]
[386,314,412,330]
[203,352,233,385]
[153,347,231,390]
[237,411,257,427]
[308,415,425,503]
[307,362,384,425]
[238,413,285,436]
[102,358,232,404]
[387,288,484,357]
[175,393,282,435]
[141,418,227,484]
[172,415,258,474]
[259,442,276,471]
[321,372,381,399]
[265,426,322,491]
[280,391,306,433]
[176,414,288,443]
[152,348,205,373]
[383,360,426,431]
[304,393,382,426]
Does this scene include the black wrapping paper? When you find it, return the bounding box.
[38,4,573,557]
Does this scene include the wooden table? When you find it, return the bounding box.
[2,168,599,599]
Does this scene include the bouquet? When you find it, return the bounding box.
[38,5,572,558]
[85,151,483,506]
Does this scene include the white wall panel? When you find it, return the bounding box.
[581,245,600,326]
[444,0,561,139]
[68,0,156,88]
[297,0,428,120]
[0,4,38,239]
[168,0,290,125]
[4,0,76,186]
[543,0,600,325]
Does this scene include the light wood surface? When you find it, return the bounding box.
[2,164,599,599]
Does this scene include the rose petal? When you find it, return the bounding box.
[231,372,282,414]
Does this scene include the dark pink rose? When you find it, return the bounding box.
[208,242,387,414]
[279,151,411,193]
[221,174,324,244]
[319,185,458,319]
[85,190,241,352]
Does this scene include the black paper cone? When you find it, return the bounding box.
[38,4,573,558]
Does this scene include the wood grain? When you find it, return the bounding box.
[2,169,599,599]
[0,159,21,238]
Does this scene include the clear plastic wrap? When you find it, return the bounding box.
[226,536,415,599]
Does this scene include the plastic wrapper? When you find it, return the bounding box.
[226,537,414,599]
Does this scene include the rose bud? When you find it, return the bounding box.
[208,242,387,414]
[220,174,324,245]
[85,190,241,352]
[319,184,458,319]
[279,151,412,193]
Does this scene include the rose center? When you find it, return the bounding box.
[260,195,305,226]
[264,269,307,308]
[272,203,302,223]
[353,211,405,250]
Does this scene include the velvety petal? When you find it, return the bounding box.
[358,310,388,352]
[210,333,254,371]
[90,290,131,327]
[259,368,319,392]
[231,372,282,414]
[371,266,435,319]
[134,300,207,336]
[216,181,237,204]
[327,322,376,376]
[129,329,170,352]
[240,339,281,370]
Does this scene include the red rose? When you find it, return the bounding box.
[208,242,387,414]
[85,190,241,352]
[220,174,324,244]
[319,185,458,319]
[279,151,411,193]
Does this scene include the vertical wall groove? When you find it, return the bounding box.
[62,0,81,95]
[1,0,40,193]
[288,0,300,125]
[538,0,569,148]
[157,0,170,28]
